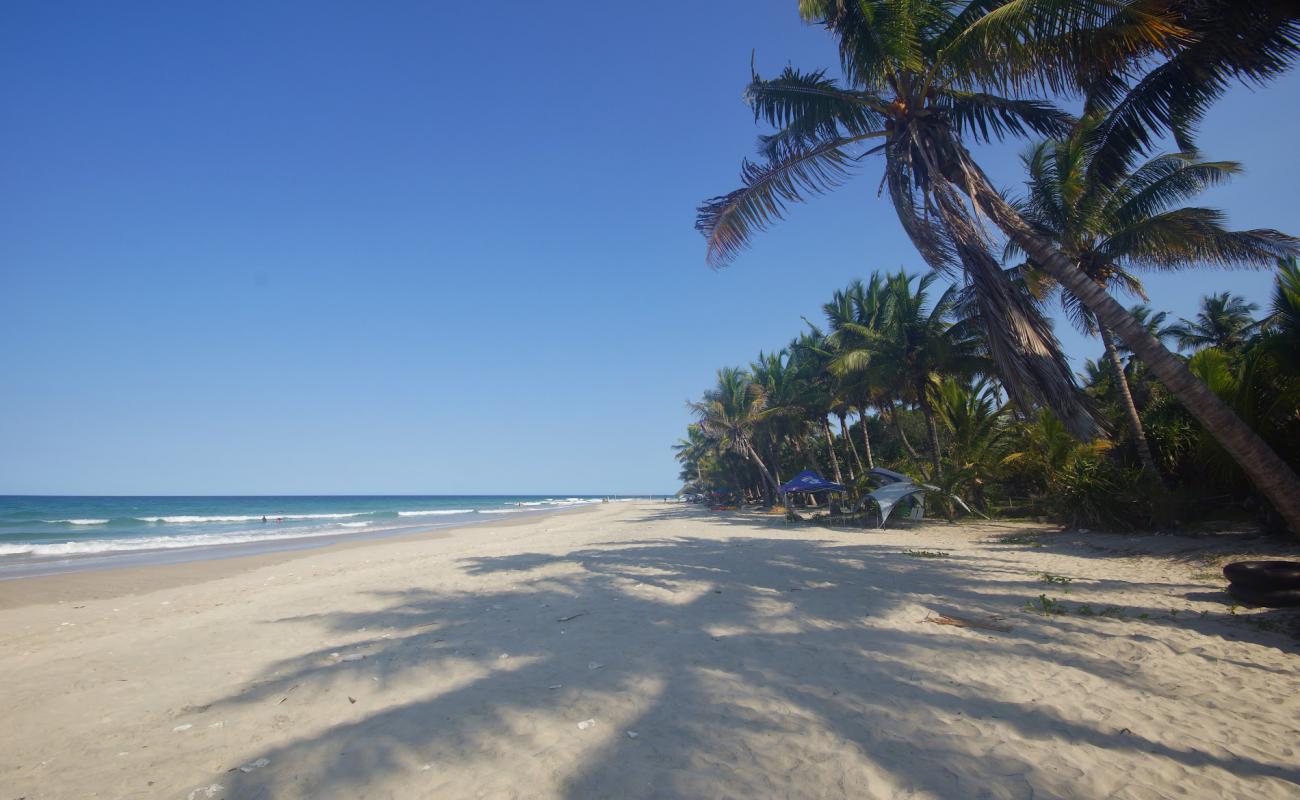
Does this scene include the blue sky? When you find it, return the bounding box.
[3,2,1298,495]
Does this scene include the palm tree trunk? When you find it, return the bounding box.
[920,395,943,479]
[741,439,783,506]
[767,441,784,488]
[967,173,1300,535]
[859,409,875,469]
[840,413,863,479]
[1099,323,1158,476]
[822,418,844,484]
[889,404,921,459]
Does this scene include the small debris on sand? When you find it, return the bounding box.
[237,758,270,773]
[577,719,596,730]
[924,612,1012,633]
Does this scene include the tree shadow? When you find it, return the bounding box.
[194,518,1299,799]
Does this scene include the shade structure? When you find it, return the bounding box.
[779,470,846,494]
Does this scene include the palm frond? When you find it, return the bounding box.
[938,0,1181,96]
[1088,1,1300,185]
[1103,208,1300,268]
[746,68,887,157]
[936,90,1075,142]
[1107,155,1242,228]
[697,135,877,268]
[801,0,929,87]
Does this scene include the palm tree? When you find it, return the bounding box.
[1169,292,1262,352]
[1261,257,1300,375]
[697,1,1300,533]
[751,349,813,487]
[672,424,712,491]
[1115,304,1179,359]
[791,328,846,483]
[822,277,890,469]
[698,3,1097,440]
[689,368,784,505]
[1014,119,1297,473]
[934,376,1009,508]
[876,270,983,477]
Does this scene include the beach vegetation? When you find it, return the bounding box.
[1026,594,1066,616]
[903,549,951,558]
[680,1,1300,537]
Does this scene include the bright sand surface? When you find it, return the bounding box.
[2,502,1298,799]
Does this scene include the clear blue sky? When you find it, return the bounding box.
[3,2,1298,495]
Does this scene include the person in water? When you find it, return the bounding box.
[262,516,267,523]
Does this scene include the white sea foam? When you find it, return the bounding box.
[0,524,396,558]
[138,513,365,523]
[61,519,111,525]
[479,509,525,514]
[397,509,473,517]
[337,522,372,528]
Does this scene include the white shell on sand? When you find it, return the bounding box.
[577,719,596,730]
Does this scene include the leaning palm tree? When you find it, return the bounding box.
[1169,292,1262,352]
[689,367,784,505]
[1014,118,1297,473]
[697,1,1300,533]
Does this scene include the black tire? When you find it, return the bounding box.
[1221,561,1300,592]
[1227,582,1300,608]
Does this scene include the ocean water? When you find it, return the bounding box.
[0,495,634,578]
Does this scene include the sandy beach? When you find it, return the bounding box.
[2,501,1298,799]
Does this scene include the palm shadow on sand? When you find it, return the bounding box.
[200,506,1300,799]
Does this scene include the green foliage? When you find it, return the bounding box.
[1047,456,1150,530]
[996,532,1044,547]
[678,258,1300,534]
[1025,595,1066,616]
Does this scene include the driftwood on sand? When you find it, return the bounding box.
[924,612,1013,633]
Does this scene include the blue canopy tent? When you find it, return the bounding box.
[779,470,846,495]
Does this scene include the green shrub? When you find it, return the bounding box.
[1045,456,1151,529]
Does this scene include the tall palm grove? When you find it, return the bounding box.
[679,1,1300,536]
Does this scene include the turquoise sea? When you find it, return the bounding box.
[0,495,637,578]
